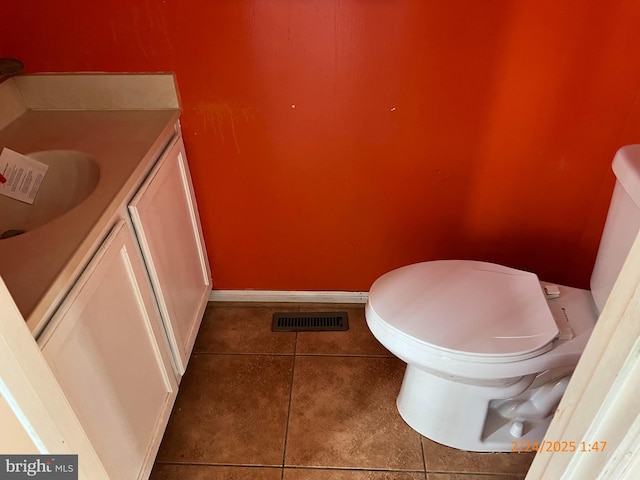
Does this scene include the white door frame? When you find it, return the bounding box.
[527,230,640,479]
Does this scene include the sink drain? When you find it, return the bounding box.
[1,229,25,239]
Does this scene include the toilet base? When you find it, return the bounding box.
[396,365,559,452]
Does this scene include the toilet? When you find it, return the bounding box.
[365,144,640,452]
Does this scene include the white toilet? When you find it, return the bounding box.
[365,144,640,452]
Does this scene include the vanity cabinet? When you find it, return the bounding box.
[35,126,210,478]
[0,75,212,479]
[129,135,211,375]
[38,220,178,480]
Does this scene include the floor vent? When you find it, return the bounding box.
[272,312,349,332]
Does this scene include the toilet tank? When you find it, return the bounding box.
[591,144,640,312]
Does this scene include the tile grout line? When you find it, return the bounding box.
[280,331,299,480]
[192,352,394,359]
[153,461,283,468]
[420,436,428,480]
[191,351,295,357]
[282,465,428,473]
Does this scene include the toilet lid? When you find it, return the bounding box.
[368,260,559,359]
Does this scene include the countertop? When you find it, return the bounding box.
[0,108,180,335]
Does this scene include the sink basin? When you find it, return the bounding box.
[0,150,100,239]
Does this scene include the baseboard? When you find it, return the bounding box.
[208,290,369,304]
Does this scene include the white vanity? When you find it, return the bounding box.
[0,74,211,479]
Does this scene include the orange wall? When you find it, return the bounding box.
[3,0,640,291]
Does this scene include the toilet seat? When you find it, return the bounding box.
[367,260,560,363]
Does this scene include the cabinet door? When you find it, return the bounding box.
[38,220,178,480]
[129,136,211,375]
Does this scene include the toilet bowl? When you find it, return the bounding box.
[365,144,640,452]
[366,260,597,451]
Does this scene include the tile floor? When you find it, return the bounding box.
[151,303,535,480]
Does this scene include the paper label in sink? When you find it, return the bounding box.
[0,147,49,204]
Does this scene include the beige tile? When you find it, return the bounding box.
[295,304,392,356]
[422,437,534,475]
[150,464,282,480]
[426,474,524,480]
[284,468,425,479]
[285,356,423,470]
[156,354,293,465]
[194,304,296,354]
[154,303,533,479]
